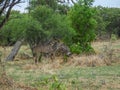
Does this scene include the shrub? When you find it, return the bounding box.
[68,0,96,54]
[70,43,82,54]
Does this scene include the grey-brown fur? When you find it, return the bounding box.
[32,42,55,63]
[32,40,71,63]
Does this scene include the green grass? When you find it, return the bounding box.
[57,65,120,78]
[4,61,120,90]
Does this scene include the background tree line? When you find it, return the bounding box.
[95,6,120,40]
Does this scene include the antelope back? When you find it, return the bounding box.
[55,42,71,56]
[33,44,53,54]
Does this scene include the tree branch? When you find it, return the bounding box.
[0,0,21,30]
[0,0,9,16]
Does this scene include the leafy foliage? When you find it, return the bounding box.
[28,0,70,14]
[95,6,120,39]
[28,0,58,11]
[30,6,75,45]
[0,11,27,45]
[69,0,96,53]
[25,18,46,46]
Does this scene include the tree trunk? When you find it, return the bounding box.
[6,39,24,61]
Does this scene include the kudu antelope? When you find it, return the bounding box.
[32,42,56,63]
[32,40,71,63]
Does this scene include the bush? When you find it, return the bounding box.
[70,43,95,54]
[68,0,96,54]
[70,43,82,54]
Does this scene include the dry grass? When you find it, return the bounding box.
[0,40,120,67]
[66,55,111,67]
[0,40,120,90]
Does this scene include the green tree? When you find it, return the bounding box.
[95,6,120,39]
[28,0,58,11]
[25,18,46,48]
[105,8,120,38]
[0,11,25,45]
[30,6,75,45]
[69,0,96,54]
[28,0,71,14]
[0,11,28,45]
[94,6,108,40]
